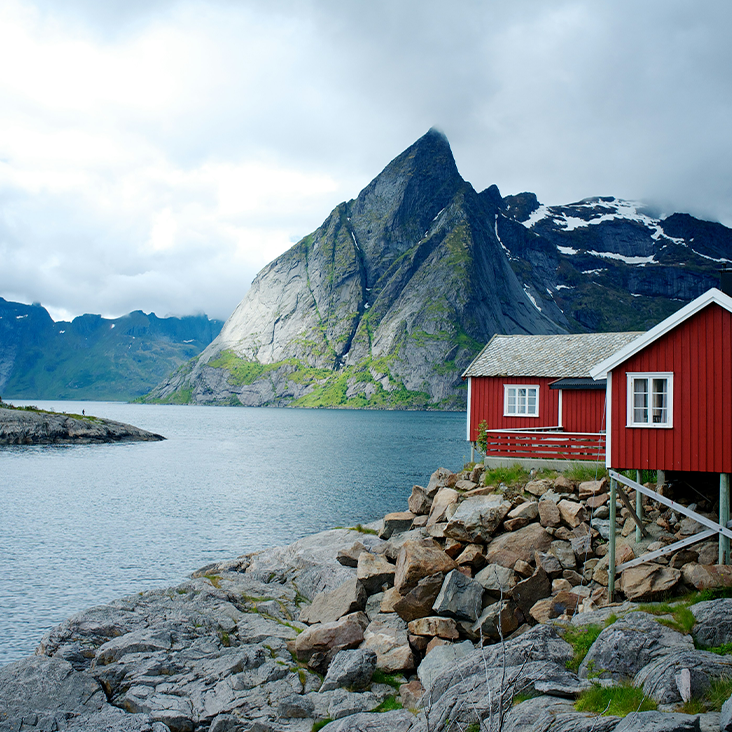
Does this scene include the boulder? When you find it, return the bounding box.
[408,616,460,640]
[426,467,457,496]
[621,563,682,601]
[691,598,732,647]
[578,611,694,680]
[529,591,582,623]
[431,569,484,623]
[512,567,552,619]
[473,565,514,597]
[503,696,618,732]
[416,640,474,691]
[472,600,519,641]
[379,587,402,613]
[592,543,635,586]
[320,649,377,692]
[525,479,552,497]
[278,694,316,718]
[455,543,486,570]
[379,511,415,540]
[427,487,460,525]
[408,485,433,515]
[534,550,563,576]
[393,539,457,594]
[299,578,367,625]
[443,494,512,543]
[558,499,588,528]
[336,541,369,568]
[399,679,424,710]
[578,479,607,498]
[356,552,396,595]
[483,523,553,568]
[361,614,415,673]
[293,616,365,669]
[392,572,445,622]
[550,540,577,570]
[682,563,732,590]
[455,479,478,491]
[538,499,561,528]
[635,649,732,704]
[722,691,732,732]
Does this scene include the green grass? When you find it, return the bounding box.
[574,682,657,717]
[482,464,530,487]
[562,624,604,672]
[707,676,732,711]
[312,719,332,732]
[698,642,732,655]
[564,463,608,482]
[371,670,404,690]
[371,695,403,713]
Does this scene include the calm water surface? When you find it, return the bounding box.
[0,402,469,666]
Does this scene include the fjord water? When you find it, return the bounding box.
[0,402,467,667]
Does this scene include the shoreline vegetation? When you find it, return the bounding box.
[1,462,732,731]
[0,400,165,444]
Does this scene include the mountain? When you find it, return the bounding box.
[145,129,732,409]
[0,301,223,401]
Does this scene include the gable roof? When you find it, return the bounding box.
[462,332,643,379]
[589,288,732,379]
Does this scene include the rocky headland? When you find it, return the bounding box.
[2,465,732,732]
[0,404,165,444]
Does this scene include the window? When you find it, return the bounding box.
[627,373,673,427]
[504,385,539,417]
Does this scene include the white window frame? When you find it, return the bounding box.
[504,384,540,417]
[626,372,673,428]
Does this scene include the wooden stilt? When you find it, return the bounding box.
[608,475,617,602]
[720,473,730,565]
[635,469,643,543]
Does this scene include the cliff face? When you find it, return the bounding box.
[147,130,564,409]
[146,130,732,409]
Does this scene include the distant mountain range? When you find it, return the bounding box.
[143,129,732,409]
[0,300,222,401]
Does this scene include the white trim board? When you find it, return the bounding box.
[590,288,732,380]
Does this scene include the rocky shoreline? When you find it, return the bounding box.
[2,465,732,732]
[0,404,165,444]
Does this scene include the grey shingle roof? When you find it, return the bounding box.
[462,332,644,379]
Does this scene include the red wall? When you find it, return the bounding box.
[609,302,732,473]
[562,389,607,433]
[468,376,606,440]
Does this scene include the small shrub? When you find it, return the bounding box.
[575,682,657,717]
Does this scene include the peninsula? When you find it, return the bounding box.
[0,402,165,445]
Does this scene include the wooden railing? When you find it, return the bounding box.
[484,428,606,461]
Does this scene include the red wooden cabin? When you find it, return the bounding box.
[589,287,732,474]
[463,332,640,464]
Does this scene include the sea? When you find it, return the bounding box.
[0,401,470,668]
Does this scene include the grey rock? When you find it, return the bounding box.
[277,694,315,719]
[722,691,732,732]
[503,695,619,732]
[320,649,377,692]
[0,656,107,718]
[579,611,694,680]
[416,640,473,690]
[613,711,701,731]
[512,567,552,618]
[318,710,415,732]
[634,649,732,704]
[327,688,379,720]
[443,495,512,543]
[474,563,516,595]
[299,578,367,625]
[431,569,484,622]
[691,598,732,648]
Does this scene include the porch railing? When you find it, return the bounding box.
[484,428,606,462]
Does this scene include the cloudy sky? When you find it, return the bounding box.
[1,0,731,322]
